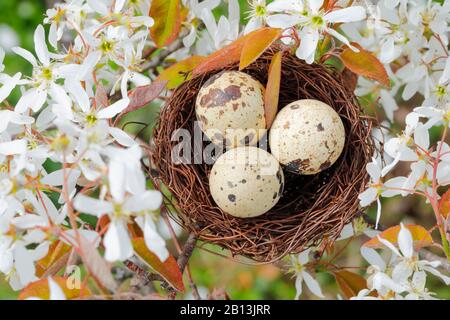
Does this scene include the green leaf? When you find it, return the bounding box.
[132,237,185,292]
[150,0,183,48]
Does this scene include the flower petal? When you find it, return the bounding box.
[398,223,414,259]
[12,47,38,67]
[0,72,21,103]
[0,139,27,155]
[73,195,114,217]
[309,0,324,14]
[97,98,130,119]
[66,80,90,113]
[48,277,66,300]
[296,28,319,64]
[324,7,366,23]
[360,247,386,270]
[124,190,163,212]
[142,215,169,262]
[302,271,324,298]
[34,25,50,66]
[104,219,134,262]
[109,127,137,147]
[266,14,303,28]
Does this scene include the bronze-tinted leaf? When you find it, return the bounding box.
[363,224,433,249]
[157,56,206,89]
[239,28,282,70]
[334,271,368,299]
[18,276,91,300]
[35,241,71,277]
[78,235,118,292]
[264,51,282,129]
[439,189,450,218]
[193,30,259,75]
[340,44,390,88]
[150,0,183,48]
[132,237,185,292]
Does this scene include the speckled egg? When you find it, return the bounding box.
[196,71,266,148]
[269,99,346,175]
[209,147,284,218]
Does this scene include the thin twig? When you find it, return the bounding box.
[140,40,183,73]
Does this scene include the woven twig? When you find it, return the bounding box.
[151,48,374,263]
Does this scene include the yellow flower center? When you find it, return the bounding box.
[100,40,114,53]
[85,114,98,126]
[255,4,266,17]
[51,135,70,152]
[311,15,325,28]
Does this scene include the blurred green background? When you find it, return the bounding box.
[0,0,448,300]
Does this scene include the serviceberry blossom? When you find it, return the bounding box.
[266,0,366,63]
[358,158,405,228]
[290,249,324,299]
[0,0,169,291]
[355,224,450,300]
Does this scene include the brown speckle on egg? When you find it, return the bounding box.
[196,71,266,148]
[209,147,284,218]
[269,99,346,175]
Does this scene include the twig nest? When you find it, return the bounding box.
[152,48,374,262]
[209,147,284,218]
[195,71,266,147]
[269,99,346,175]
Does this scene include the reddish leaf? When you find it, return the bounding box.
[341,68,358,93]
[18,276,91,300]
[128,220,144,238]
[334,271,368,299]
[363,224,433,249]
[439,189,450,218]
[193,30,261,75]
[150,0,183,48]
[35,241,71,277]
[95,84,109,108]
[132,237,185,292]
[128,81,167,111]
[113,81,167,125]
[78,235,118,292]
[157,56,206,89]
[239,28,282,70]
[264,51,282,129]
[340,44,390,88]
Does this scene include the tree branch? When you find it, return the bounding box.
[177,233,198,273]
[124,232,199,299]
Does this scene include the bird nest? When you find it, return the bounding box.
[151,48,374,263]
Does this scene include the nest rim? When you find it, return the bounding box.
[151,48,374,263]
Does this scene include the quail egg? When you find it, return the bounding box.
[269,99,346,175]
[196,71,266,148]
[209,146,284,218]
